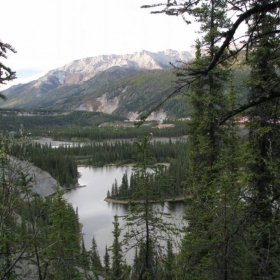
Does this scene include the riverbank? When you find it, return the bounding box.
[104,197,185,204]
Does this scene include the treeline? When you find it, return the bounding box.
[9,139,189,189]
[0,110,126,133]
[107,140,190,200]
[0,133,180,279]
[0,154,178,279]
[0,154,83,279]
[51,122,187,141]
[55,139,188,165]
[10,142,78,187]
[108,166,183,200]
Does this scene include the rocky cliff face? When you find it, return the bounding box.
[8,155,58,198]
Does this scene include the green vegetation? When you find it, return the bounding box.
[12,139,189,187]
[9,142,77,187]
[142,1,280,279]
[0,110,126,133]
[114,137,179,279]
[0,152,82,279]
[51,121,187,141]
[2,1,280,279]
[1,66,249,121]
[108,163,182,201]
[0,40,16,95]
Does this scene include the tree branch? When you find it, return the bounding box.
[219,90,280,125]
[189,1,280,76]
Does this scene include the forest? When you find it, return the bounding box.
[8,138,189,189]
[1,0,280,279]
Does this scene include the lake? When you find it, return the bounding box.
[63,166,186,262]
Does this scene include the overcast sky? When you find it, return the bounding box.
[0,0,203,90]
[1,0,201,90]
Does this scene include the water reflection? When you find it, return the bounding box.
[63,166,186,262]
[109,202,129,213]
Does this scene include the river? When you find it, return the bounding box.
[63,166,186,262]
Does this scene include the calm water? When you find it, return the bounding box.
[63,166,186,261]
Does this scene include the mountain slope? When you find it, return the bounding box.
[1,50,194,120]
[16,69,190,120]
[2,50,193,99]
[74,69,191,120]
[2,66,145,109]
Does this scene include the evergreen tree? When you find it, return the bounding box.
[0,40,16,99]
[242,5,280,277]
[178,3,244,278]
[103,245,111,275]
[0,134,30,279]
[0,129,88,279]
[90,235,102,273]
[110,215,123,280]
[80,236,92,279]
[131,246,140,280]
[144,0,280,278]
[17,173,45,280]
[161,240,176,280]
[123,136,177,280]
[45,188,81,279]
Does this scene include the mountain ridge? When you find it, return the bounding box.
[1,50,194,120]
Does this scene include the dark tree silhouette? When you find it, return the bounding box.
[0,40,16,100]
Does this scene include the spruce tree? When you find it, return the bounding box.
[45,188,81,279]
[144,0,280,278]
[80,236,91,279]
[178,3,244,278]
[123,136,177,280]
[242,5,280,277]
[162,240,176,280]
[0,135,29,279]
[103,245,110,275]
[90,235,102,273]
[110,215,123,280]
[0,40,16,99]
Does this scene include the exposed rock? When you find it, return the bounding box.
[3,49,193,99]
[1,50,194,120]
[146,109,167,122]
[8,155,58,198]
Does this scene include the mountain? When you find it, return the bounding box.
[1,50,194,120]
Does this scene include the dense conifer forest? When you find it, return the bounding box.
[9,139,189,189]
[0,110,126,132]
[1,0,280,279]
[50,121,187,141]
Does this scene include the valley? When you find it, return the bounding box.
[0,39,277,279]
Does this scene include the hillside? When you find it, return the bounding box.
[1,50,194,120]
[1,69,191,120]
[0,110,127,132]
[0,50,250,121]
